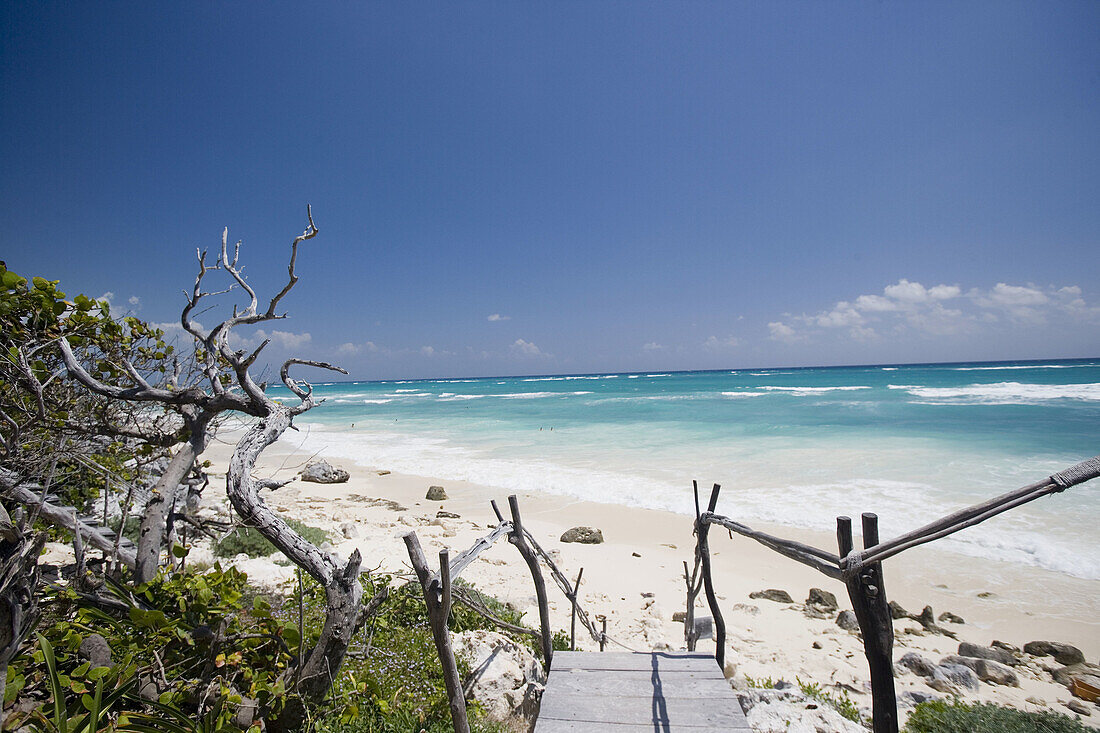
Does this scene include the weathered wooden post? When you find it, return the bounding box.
[402,533,470,733]
[507,495,554,667]
[838,515,897,733]
[696,482,727,669]
[598,615,607,651]
[570,567,584,651]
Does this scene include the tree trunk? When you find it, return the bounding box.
[224,408,363,730]
[135,439,198,583]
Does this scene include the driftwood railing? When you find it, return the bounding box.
[691,454,1100,733]
[402,494,606,733]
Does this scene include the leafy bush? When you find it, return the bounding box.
[215,519,329,558]
[904,700,1092,733]
[6,563,300,730]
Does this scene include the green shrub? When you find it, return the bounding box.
[215,518,329,558]
[904,700,1091,733]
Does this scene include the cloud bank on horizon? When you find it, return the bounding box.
[137,275,1093,379]
[768,279,1096,345]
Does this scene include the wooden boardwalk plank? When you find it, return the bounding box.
[548,651,719,672]
[535,652,750,732]
[543,669,739,699]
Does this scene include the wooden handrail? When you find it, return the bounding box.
[690,455,1099,733]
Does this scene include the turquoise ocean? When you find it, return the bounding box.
[273,359,1099,580]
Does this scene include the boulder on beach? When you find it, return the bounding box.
[425,485,448,501]
[300,460,349,484]
[938,611,965,624]
[957,641,1018,667]
[560,526,604,544]
[888,600,909,619]
[928,663,980,694]
[836,610,859,632]
[940,655,1019,687]
[898,652,936,678]
[1024,640,1085,666]
[749,589,793,603]
[914,606,956,638]
[454,630,544,726]
[806,587,837,611]
[803,587,837,618]
[1052,663,1100,701]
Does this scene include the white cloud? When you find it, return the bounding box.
[703,335,739,350]
[880,278,961,304]
[232,328,312,351]
[337,342,361,355]
[768,321,799,342]
[420,346,435,357]
[814,301,864,328]
[642,342,665,351]
[928,284,962,300]
[487,313,510,322]
[510,338,547,357]
[854,294,898,312]
[128,295,141,307]
[263,330,312,350]
[771,278,1097,346]
[987,283,1048,307]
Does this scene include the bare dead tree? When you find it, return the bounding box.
[8,210,375,724]
[54,212,327,582]
[54,209,384,727]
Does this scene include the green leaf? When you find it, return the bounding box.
[38,634,69,733]
[86,666,112,681]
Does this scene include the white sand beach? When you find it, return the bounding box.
[192,425,1100,723]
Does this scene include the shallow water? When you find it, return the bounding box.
[275,358,1100,580]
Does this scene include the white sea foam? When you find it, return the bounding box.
[721,391,766,398]
[646,374,672,378]
[437,394,485,401]
[293,425,1099,580]
[881,367,898,371]
[759,385,871,394]
[521,375,617,382]
[952,364,1095,371]
[889,382,1100,404]
[394,388,421,393]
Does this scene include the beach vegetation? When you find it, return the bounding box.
[744,674,777,689]
[214,520,330,559]
[796,677,863,724]
[903,699,1092,732]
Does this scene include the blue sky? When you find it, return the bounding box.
[2,2,1098,379]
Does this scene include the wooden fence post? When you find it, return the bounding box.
[838,515,898,733]
[696,483,726,670]
[570,567,583,651]
[402,533,470,733]
[507,495,554,667]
